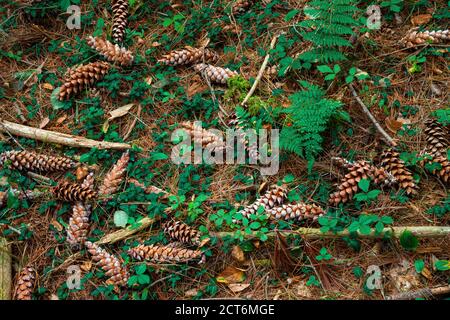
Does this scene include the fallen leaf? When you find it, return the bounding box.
[102,103,134,133]
[81,261,92,272]
[411,14,432,26]
[216,266,246,284]
[228,283,250,293]
[51,219,63,232]
[421,267,432,280]
[39,117,50,129]
[231,245,245,263]
[76,166,89,181]
[43,83,54,90]
[55,115,67,125]
[385,117,405,134]
[185,288,199,297]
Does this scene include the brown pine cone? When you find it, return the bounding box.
[85,241,129,286]
[0,150,77,172]
[67,202,91,248]
[81,172,95,191]
[53,181,98,202]
[227,112,259,161]
[111,0,128,43]
[329,160,394,205]
[158,46,218,66]
[423,119,449,158]
[14,266,36,300]
[331,156,355,170]
[163,220,209,247]
[87,36,134,66]
[238,184,288,220]
[59,62,110,100]
[128,244,204,264]
[193,63,239,84]
[379,148,418,195]
[402,27,450,48]
[177,121,226,153]
[98,152,129,197]
[267,202,324,222]
[232,0,254,15]
[426,156,450,183]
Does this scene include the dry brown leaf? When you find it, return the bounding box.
[39,117,50,129]
[76,166,89,181]
[231,245,245,263]
[81,260,92,272]
[421,267,432,280]
[102,103,134,133]
[385,117,405,134]
[55,115,67,125]
[51,219,63,232]
[228,283,250,293]
[411,14,432,26]
[43,83,54,90]
[216,266,246,284]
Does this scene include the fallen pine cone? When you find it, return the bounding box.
[128,244,205,264]
[193,63,239,85]
[14,266,36,300]
[87,36,134,66]
[59,61,110,101]
[401,27,450,48]
[85,241,129,286]
[163,220,209,247]
[379,148,418,195]
[66,202,91,248]
[111,0,128,43]
[53,181,98,202]
[98,152,129,198]
[422,119,449,158]
[267,202,325,222]
[0,150,77,173]
[158,46,218,66]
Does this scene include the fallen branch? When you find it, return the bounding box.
[97,216,159,245]
[0,237,11,300]
[241,33,282,106]
[0,120,131,150]
[348,84,396,147]
[213,226,450,240]
[386,285,450,300]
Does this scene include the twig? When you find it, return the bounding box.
[0,120,131,150]
[12,103,27,123]
[214,226,450,240]
[0,237,11,300]
[386,285,450,300]
[96,216,159,245]
[348,84,396,147]
[241,33,282,106]
[123,104,142,141]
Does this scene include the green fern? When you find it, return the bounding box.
[298,0,360,64]
[280,82,343,159]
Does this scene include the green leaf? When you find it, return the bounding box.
[324,74,335,81]
[358,179,370,193]
[353,266,363,278]
[333,64,341,73]
[381,216,394,224]
[375,221,384,233]
[249,221,261,230]
[150,152,168,161]
[283,174,295,183]
[284,9,300,22]
[162,18,173,27]
[359,225,372,235]
[399,230,419,251]
[51,88,66,110]
[60,0,71,10]
[367,189,381,200]
[113,210,128,228]
[317,65,333,73]
[414,259,425,273]
[434,260,450,271]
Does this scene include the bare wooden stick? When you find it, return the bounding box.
[0,120,131,150]
[0,237,11,300]
[241,33,282,106]
[214,226,450,240]
[386,285,450,300]
[348,84,396,147]
[96,216,158,245]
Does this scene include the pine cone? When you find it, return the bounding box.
[98,152,129,197]
[266,202,324,222]
[158,46,218,66]
[14,266,36,300]
[193,63,239,84]
[402,27,450,48]
[85,241,129,286]
[238,184,288,220]
[67,202,91,248]
[111,0,128,43]
[0,150,77,172]
[163,220,209,247]
[53,181,98,202]
[177,121,226,153]
[379,148,418,195]
[227,112,259,161]
[59,62,110,100]
[87,36,134,66]
[423,119,449,158]
[329,160,394,205]
[427,156,450,183]
[81,172,95,191]
[128,244,204,264]
[331,156,355,170]
[232,0,254,15]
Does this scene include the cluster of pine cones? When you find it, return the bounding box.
[58,0,133,101]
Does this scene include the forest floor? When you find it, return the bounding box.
[0,0,449,300]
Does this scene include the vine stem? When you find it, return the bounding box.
[348,84,396,147]
[241,33,283,106]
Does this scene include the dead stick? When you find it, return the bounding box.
[241,33,281,106]
[348,84,396,147]
[214,226,450,240]
[0,237,11,300]
[386,285,450,300]
[0,120,131,150]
